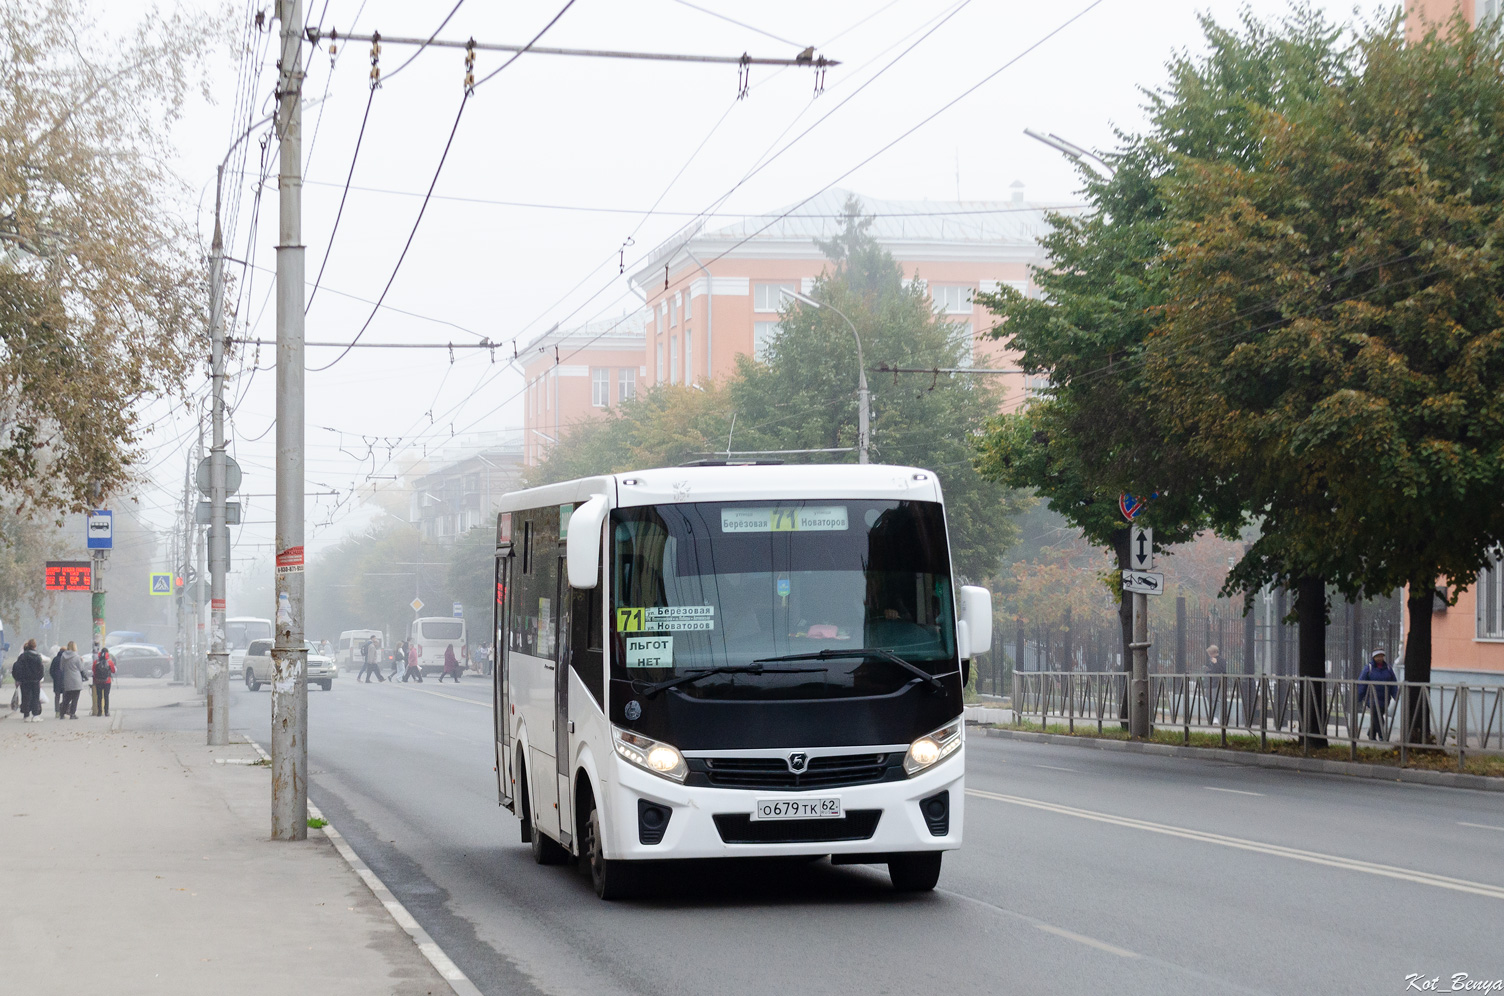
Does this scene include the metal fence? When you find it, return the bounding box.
[1011,671,1504,769]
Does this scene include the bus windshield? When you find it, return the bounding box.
[610,499,956,700]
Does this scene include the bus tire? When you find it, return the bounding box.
[888,852,942,892]
[516,752,532,844]
[526,768,568,865]
[584,803,635,900]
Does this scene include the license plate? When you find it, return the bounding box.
[751,797,843,821]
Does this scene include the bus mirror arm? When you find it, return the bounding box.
[566,494,610,589]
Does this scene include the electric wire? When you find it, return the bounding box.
[305,85,376,314]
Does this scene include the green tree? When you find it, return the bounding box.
[974,8,1341,673]
[1145,11,1504,739]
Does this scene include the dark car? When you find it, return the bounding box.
[111,643,173,678]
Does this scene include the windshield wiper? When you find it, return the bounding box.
[635,664,828,698]
[750,648,948,693]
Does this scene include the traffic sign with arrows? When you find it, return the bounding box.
[1131,525,1154,569]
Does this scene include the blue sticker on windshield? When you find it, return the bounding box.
[776,576,790,598]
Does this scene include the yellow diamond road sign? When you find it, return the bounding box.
[410,597,424,613]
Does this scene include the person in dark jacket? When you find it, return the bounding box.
[1357,650,1398,741]
[12,639,46,722]
[357,637,385,683]
[49,646,66,718]
[439,644,461,682]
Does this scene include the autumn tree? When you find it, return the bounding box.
[0,0,219,516]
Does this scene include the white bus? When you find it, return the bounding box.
[492,464,990,899]
[410,616,467,675]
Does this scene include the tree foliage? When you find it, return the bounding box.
[0,0,218,515]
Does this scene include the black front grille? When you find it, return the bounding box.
[713,810,882,844]
[689,753,900,791]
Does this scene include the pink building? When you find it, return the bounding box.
[625,187,1064,406]
[520,315,646,468]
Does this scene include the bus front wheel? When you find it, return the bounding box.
[888,852,942,892]
[584,804,636,900]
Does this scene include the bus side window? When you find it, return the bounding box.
[569,582,604,706]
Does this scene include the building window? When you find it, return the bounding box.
[684,329,694,385]
[955,322,974,368]
[618,367,636,403]
[753,321,780,362]
[656,343,665,382]
[934,285,974,314]
[753,282,797,313]
[1479,553,1504,638]
[671,292,680,326]
[591,367,610,408]
[659,301,668,334]
[1482,0,1500,25]
[669,337,680,385]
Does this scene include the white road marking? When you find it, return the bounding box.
[967,788,1504,901]
[1035,923,1141,959]
[1459,821,1504,832]
[408,688,489,708]
[1204,786,1264,797]
[1032,764,1077,772]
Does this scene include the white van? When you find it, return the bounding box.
[336,629,383,671]
[410,617,467,675]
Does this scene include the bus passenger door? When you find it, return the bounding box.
[494,555,513,811]
[554,555,573,848]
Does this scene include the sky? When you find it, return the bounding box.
[120,0,1364,602]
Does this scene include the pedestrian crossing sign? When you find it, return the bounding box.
[149,572,173,596]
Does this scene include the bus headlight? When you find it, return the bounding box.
[614,727,687,783]
[904,719,962,776]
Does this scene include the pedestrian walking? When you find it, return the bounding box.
[404,641,422,682]
[92,645,116,716]
[439,643,461,682]
[484,642,495,676]
[1204,645,1226,724]
[1357,650,1398,741]
[11,639,45,722]
[357,636,385,683]
[49,645,67,718]
[388,639,405,681]
[59,641,88,719]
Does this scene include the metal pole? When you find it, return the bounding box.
[1129,592,1150,738]
[272,0,308,842]
[207,164,230,746]
[195,515,207,693]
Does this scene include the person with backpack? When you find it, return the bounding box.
[49,645,67,718]
[357,636,385,683]
[58,641,88,719]
[91,645,116,716]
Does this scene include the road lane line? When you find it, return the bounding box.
[1034,923,1140,959]
[408,687,489,708]
[1204,786,1264,797]
[1032,764,1077,772]
[966,788,1504,901]
[1459,821,1504,832]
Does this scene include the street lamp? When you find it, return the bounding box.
[1023,128,1115,178]
[781,288,869,464]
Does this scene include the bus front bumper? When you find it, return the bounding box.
[603,748,963,861]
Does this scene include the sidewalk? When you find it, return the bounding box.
[0,684,450,995]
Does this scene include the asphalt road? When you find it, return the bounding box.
[129,674,1504,996]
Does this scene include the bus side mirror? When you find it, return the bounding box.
[957,585,992,660]
[566,494,609,589]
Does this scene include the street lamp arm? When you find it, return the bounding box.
[782,288,869,464]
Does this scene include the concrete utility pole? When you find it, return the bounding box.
[195,424,207,694]
[176,468,189,683]
[782,289,869,463]
[207,171,229,744]
[271,0,308,842]
[1129,592,1150,738]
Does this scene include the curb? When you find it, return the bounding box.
[242,738,483,996]
[980,727,1504,793]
